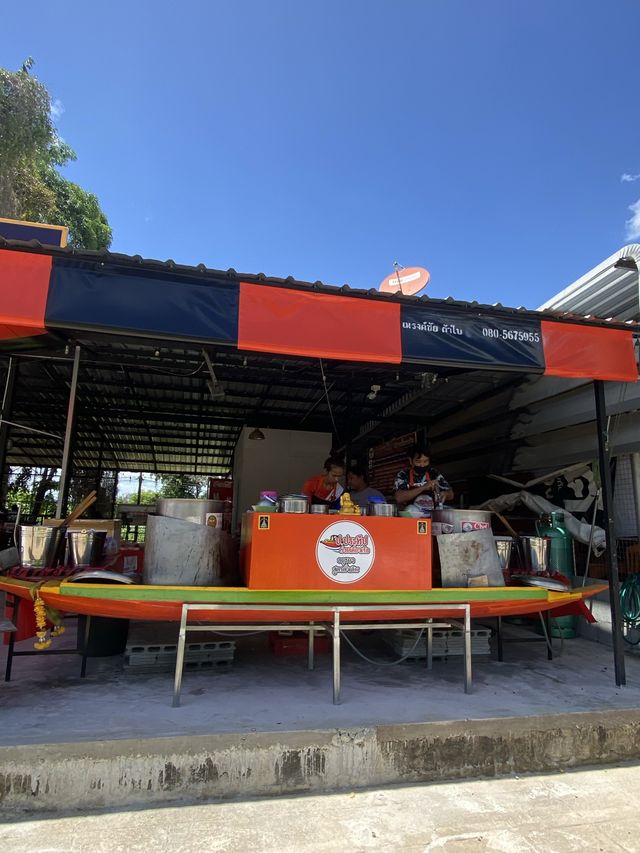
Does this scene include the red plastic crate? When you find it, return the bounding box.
[269,631,331,657]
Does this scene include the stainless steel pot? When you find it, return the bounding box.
[519,536,550,571]
[432,508,493,533]
[494,536,513,569]
[367,502,398,517]
[156,498,226,525]
[278,495,310,513]
[309,504,328,514]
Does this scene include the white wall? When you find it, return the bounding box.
[232,428,333,533]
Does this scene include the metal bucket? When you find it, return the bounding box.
[18,525,59,568]
[309,504,328,514]
[67,530,107,568]
[494,536,513,569]
[519,536,551,571]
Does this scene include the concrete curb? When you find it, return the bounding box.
[2,709,640,811]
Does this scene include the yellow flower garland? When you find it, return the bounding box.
[31,588,65,651]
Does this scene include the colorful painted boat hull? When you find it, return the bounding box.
[0,577,607,623]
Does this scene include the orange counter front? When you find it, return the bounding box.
[240,512,432,590]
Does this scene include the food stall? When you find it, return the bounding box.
[0,237,637,691]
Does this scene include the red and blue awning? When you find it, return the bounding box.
[1,247,637,382]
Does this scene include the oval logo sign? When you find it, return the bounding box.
[316,520,375,584]
[379,266,430,296]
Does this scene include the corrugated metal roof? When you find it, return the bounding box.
[538,244,640,321]
[1,237,637,330]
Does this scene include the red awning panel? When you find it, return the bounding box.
[0,249,52,339]
[238,282,402,363]
[541,320,638,382]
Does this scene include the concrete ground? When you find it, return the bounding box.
[1,617,639,747]
[2,763,640,852]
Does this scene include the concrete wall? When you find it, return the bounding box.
[232,428,332,533]
[3,711,640,811]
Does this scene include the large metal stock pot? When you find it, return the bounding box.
[278,495,310,513]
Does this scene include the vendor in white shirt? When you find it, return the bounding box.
[347,466,385,511]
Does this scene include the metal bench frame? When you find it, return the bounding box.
[172,602,472,707]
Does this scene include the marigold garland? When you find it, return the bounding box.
[31,590,66,650]
[33,590,52,650]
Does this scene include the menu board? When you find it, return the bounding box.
[367,432,417,497]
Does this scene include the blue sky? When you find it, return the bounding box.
[4,1,640,308]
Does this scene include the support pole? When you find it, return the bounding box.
[56,346,81,518]
[594,380,626,686]
[0,357,18,505]
[630,452,640,541]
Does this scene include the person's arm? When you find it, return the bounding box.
[301,477,316,501]
[436,473,454,503]
[395,481,438,505]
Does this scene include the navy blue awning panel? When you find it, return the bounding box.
[401,305,545,371]
[46,260,239,344]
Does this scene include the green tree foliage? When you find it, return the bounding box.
[158,475,207,499]
[5,465,57,519]
[121,489,159,505]
[0,59,112,249]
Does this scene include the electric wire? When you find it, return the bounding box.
[340,627,426,666]
[319,359,340,440]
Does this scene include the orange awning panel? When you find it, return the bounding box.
[238,282,402,363]
[541,320,638,382]
[0,249,52,338]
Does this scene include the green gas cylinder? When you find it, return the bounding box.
[536,511,576,638]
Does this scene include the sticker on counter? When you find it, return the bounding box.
[432,522,454,535]
[258,515,271,530]
[206,512,223,528]
[461,520,492,532]
[316,520,375,584]
[417,520,428,535]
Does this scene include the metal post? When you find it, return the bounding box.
[111,471,119,519]
[463,604,472,694]
[332,609,341,705]
[539,611,553,659]
[172,604,189,707]
[426,621,433,670]
[594,380,626,686]
[0,357,18,505]
[308,621,315,670]
[56,346,81,518]
[630,452,640,540]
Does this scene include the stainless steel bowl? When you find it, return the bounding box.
[309,504,328,514]
[367,502,397,517]
[278,495,310,513]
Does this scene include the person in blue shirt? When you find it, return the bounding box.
[394,445,453,516]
